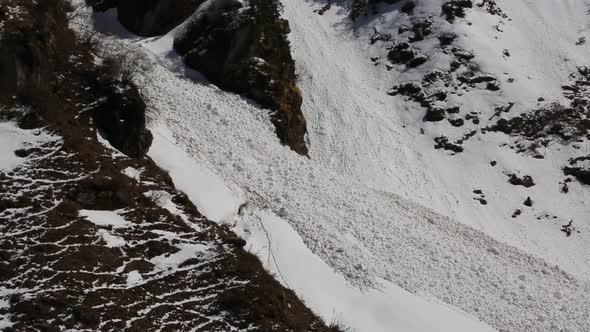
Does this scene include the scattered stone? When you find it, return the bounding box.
[512,209,522,218]
[408,54,428,68]
[445,106,461,114]
[449,118,465,127]
[523,197,533,207]
[425,108,446,122]
[508,174,535,188]
[387,42,415,64]
[438,33,457,46]
[434,136,464,153]
[563,156,590,185]
[561,220,573,237]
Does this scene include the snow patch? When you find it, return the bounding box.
[0,121,54,171]
[79,209,131,228]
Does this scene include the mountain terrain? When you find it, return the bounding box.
[1,0,589,331]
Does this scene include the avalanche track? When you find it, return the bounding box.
[86,1,590,331]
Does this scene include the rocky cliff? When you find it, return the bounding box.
[173,0,309,155]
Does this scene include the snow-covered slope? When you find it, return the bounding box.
[85,1,590,331]
[285,0,590,280]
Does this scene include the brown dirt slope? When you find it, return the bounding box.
[0,0,335,330]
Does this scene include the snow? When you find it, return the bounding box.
[79,209,131,228]
[0,297,10,330]
[149,242,212,272]
[96,131,125,157]
[282,0,590,280]
[234,209,496,332]
[97,229,126,247]
[126,271,143,286]
[84,2,590,331]
[148,123,244,224]
[122,166,142,181]
[0,121,54,171]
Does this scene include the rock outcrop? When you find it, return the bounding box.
[174,0,309,155]
[564,156,590,185]
[117,0,205,36]
[0,0,74,101]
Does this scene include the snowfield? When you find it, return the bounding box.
[286,0,590,281]
[84,0,590,331]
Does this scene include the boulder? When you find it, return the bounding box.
[564,156,590,185]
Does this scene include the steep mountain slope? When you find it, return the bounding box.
[3,0,589,331]
[0,1,334,330]
[78,1,590,331]
[286,0,590,280]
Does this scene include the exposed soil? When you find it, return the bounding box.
[0,1,334,330]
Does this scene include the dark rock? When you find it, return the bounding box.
[445,106,460,114]
[18,111,44,129]
[563,156,590,185]
[425,108,446,122]
[561,220,573,237]
[434,136,464,153]
[442,0,473,22]
[508,174,535,188]
[14,149,31,158]
[173,0,308,155]
[407,54,428,68]
[523,197,533,207]
[223,236,247,247]
[118,0,205,37]
[469,75,497,84]
[85,0,118,11]
[91,82,153,158]
[408,19,433,42]
[401,1,416,14]
[438,33,457,46]
[433,91,448,101]
[452,48,475,62]
[0,0,74,100]
[512,209,522,218]
[465,112,480,124]
[388,43,415,64]
[486,82,501,91]
[449,118,465,127]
